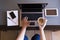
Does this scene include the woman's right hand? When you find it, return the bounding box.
[37,17,47,30]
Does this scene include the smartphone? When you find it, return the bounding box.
[9,12,16,19]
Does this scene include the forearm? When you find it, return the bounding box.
[40,29,46,40]
[16,27,26,40]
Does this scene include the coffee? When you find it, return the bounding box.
[38,17,45,25]
[39,18,44,24]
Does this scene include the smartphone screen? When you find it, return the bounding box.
[9,12,16,19]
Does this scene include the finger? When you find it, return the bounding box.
[24,17,28,21]
[24,16,28,20]
[45,18,48,21]
[43,19,47,29]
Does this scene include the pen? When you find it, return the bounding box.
[7,17,16,24]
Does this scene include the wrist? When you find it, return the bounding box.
[39,28,44,31]
[22,26,27,29]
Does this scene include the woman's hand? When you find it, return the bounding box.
[21,17,30,28]
[17,17,29,40]
[37,17,47,30]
